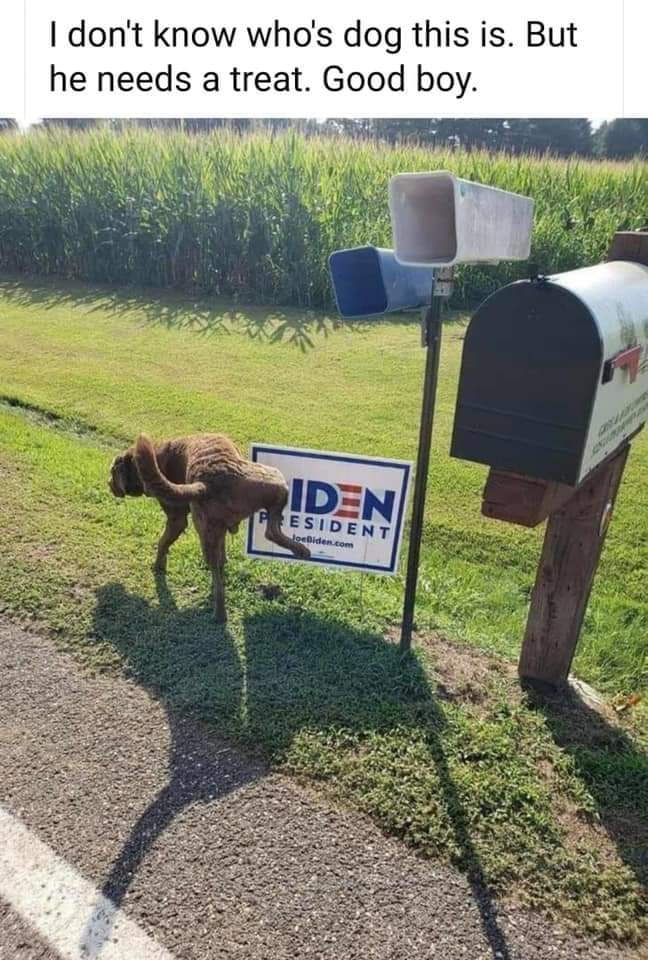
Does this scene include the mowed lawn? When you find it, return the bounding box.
[0,275,646,942]
[1,274,646,692]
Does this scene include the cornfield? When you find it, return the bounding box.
[0,127,646,307]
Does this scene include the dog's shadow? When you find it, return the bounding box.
[80,580,262,956]
[84,578,515,959]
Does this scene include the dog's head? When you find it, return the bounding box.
[108,449,144,498]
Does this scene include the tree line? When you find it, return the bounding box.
[329,119,648,159]
[1,117,647,158]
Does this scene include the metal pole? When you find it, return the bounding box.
[400,287,445,654]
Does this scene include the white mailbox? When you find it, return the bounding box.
[451,260,648,486]
[389,171,534,267]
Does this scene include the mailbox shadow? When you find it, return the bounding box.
[87,580,514,960]
[527,684,648,893]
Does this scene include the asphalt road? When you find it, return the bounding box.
[0,621,631,960]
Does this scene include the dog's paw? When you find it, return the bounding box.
[293,542,311,561]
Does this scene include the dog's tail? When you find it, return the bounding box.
[134,435,206,503]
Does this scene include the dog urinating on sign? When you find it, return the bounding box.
[246,446,412,575]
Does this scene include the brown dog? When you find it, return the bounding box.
[109,434,310,621]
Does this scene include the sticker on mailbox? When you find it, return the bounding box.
[246,445,412,575]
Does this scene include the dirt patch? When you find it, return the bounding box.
[387,626,521,715]
[26,543,58,562]
[553,793,623,867]
[0,458,17,481]
[393,627,633,736]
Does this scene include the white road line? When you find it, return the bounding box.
[0,805,174,960]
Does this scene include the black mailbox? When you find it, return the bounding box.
[451,260,648,486]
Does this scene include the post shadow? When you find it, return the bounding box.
[525,682,648,891]
[242,606,514,959]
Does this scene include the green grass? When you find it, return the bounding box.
[0,128,647,307]
[1,274,646,694]
[0,276,646,942]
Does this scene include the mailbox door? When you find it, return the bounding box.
[451,280,602,485]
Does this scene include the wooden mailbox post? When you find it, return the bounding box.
[453,231,648,687]
[484,443,631,685]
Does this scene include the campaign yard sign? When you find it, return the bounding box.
[246,445,412,575]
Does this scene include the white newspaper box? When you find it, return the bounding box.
[389,171,534,267]
[451,260,648,486]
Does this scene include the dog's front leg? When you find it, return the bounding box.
[154,508,189,573]
[211,533,227,623]
[200,524,227,623]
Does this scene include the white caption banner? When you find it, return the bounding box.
[0,0,645,123]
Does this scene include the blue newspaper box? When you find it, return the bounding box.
[329,245,434,319]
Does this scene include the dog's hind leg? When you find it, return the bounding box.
[264,496,311,561]
[195,514,228,623]
[154,508,189,573]
[208,530,227,623]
